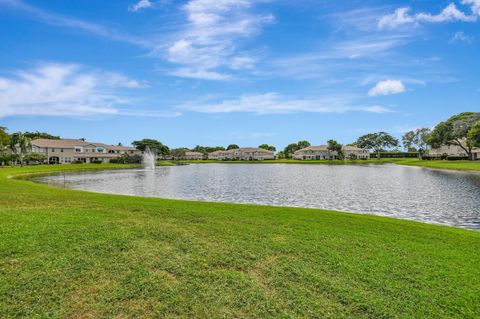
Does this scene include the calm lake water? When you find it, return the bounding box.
[31,164,480,230]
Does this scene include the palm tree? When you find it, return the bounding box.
[0,140,6,166]
[9,132,32,165]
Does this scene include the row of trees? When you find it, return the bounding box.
[2,112,479,165]
[0,128,51,165]
[130,139,278,159]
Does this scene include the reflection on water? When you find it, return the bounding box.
[31,164,480,230]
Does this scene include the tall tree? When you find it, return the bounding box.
[402,131,416,151]
[258,144,276,152]
[283,140,311,158]
[327,139,343,159]
[0,126,10,146]
[297,140,311,149]
[467,121,480,148]
[193,145,225,155]
[428,112,480,160]
[132,139,170,156]
[170,148,189,160]
[283,143,298,158]
[23,131,60,140]
[227,144,239,150]
[9,132,32,165]
[402,128,431,158]
[355,132,399,159]
[413,128,431,159]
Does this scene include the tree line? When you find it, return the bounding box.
[2,112,479,165]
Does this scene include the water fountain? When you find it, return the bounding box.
[142,147,156,170]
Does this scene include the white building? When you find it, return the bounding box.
[293,146,338,160]
[183,152,204,160]
[208,148,275,160]
[29,139,141,164]
[342,146,370,160]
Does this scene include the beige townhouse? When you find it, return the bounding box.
[429,141,480,159]
[208,148,275,160]
[293,146,338,160]
[342,146,370,160]
[30,139,141,164]
[183,151,204,160]
[208,150,232,160]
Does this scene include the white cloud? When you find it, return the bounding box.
[0,0,147,46]
[462,0,480,15]
[164,0,274,80]
[449,31,474,43]
[129,0,152,12]
[368,80,406,96]
[364,105,394,113]
[180,92,393,115]
[169,68,231,81]
[378,7,415,29]
[0,63,168,119]
[378,4,476,29]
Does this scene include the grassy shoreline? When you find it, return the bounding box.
[1,164,479,318]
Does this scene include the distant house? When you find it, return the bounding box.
[428,139,480,159]
[293,146,338,160]
[208,150,231,160]
[28,139,141,164]
[429,144,468,158]
[208,148,275,160]
[342,146,370,160]
[229,148,275,160]
[183,151,204,160]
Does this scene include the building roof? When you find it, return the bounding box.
[31,139,89,148]
[31,139,137,151]
[231,147,274,153]
[209,148,274,155]
[209,150,226,154]
[294,145,329,153]
[107,145,138,151]
[342,146,367,151]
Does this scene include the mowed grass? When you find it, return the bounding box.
[177,158,480,172]
[0,165,479,318]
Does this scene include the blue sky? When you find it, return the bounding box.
[0,0,479,149]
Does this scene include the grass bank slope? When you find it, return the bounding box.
[0,165,479,318]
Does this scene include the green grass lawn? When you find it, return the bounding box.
[175,158,480,172]
[0,164,479,318]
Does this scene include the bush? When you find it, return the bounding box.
[91,160,103,164]
[110,154,142,164]
[24,153,47,164]
[348,154,358,160]
[446,156,469,161]
[372,152,420,158]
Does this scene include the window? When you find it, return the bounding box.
[61,148,64,152]
[51,148,55,152]
[75,148,82,153]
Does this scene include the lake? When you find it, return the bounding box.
[31,164,480,230]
